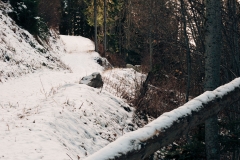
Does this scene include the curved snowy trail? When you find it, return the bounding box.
[0,36,135,160]
[0,36,102,110]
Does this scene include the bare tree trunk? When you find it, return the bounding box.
[149,0,153,70]
[180,0,191,102]
[232,0,239,75]
[103,0,107,56]
[204,0,222,159]
[126,0,132,52]
[94,0,98,52]
[68,0,72,35]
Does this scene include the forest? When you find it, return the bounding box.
[1,0,240,159]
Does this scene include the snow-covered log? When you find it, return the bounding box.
[85,78,240,160]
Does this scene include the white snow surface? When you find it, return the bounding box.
[0,7,139,159]
[0,34,138,159]
[3,1,239,159]
[86,78,240,160]
[102,68,146,101]
[0,3,68,83]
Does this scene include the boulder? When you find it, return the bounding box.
[126,64,141,72]
[94,57,113,69]
[134,65,141,72]
[80,72,103,88]
[126,64,134,69]
[96,58,103,66]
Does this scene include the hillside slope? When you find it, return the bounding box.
[0,2,68,83]
[0,3,141,159]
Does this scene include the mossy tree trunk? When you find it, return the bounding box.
[204,0,222,159]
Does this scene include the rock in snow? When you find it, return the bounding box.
[0,2,142,159]
[80,72,104,88]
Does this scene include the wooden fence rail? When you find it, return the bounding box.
[85,78,240,160]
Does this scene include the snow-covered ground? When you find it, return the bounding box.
[0,35,140,160]
[0,3,68,83]
[0,6,143,158]
[0,33,142,159]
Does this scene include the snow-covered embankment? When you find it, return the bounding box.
[0,3,143,159]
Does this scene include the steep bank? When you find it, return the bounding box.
[0,2,68,83]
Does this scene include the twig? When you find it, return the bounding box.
[66,153,73,160]
[100,86,103,93]
[39,76,47,99]
[51,98,60,107]
[79,102,84,109]
[6,123,9,131]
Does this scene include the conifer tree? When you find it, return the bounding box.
[9,0,40,35]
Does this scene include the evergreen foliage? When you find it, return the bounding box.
[59,0,93,38]
[38,0,61,30]
[8,0,49,38]
[59,0,126,61]
[219,112,240,157]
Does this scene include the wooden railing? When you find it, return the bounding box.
[85,78,240,160]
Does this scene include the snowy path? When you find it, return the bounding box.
[0,36,136,160]
[0,35,102,109]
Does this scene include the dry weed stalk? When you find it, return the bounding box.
[102,69,145,103]
[6,123,9,131]
[134,75,186,121]
[39,76,47,99]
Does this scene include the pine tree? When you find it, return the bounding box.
[59,0,93,37]
[8,0,49,39]
[9,0,40,35]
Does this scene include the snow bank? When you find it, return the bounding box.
[103,68,146,100]
[61,35,94,53]
[0,82,137,159]
[60,35,103,75]
[0,3,141,158]
[0,30,138,159]
[0,2,68,82]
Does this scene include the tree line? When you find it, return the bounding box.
[2,0,240,159]
[59,0,240,159]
